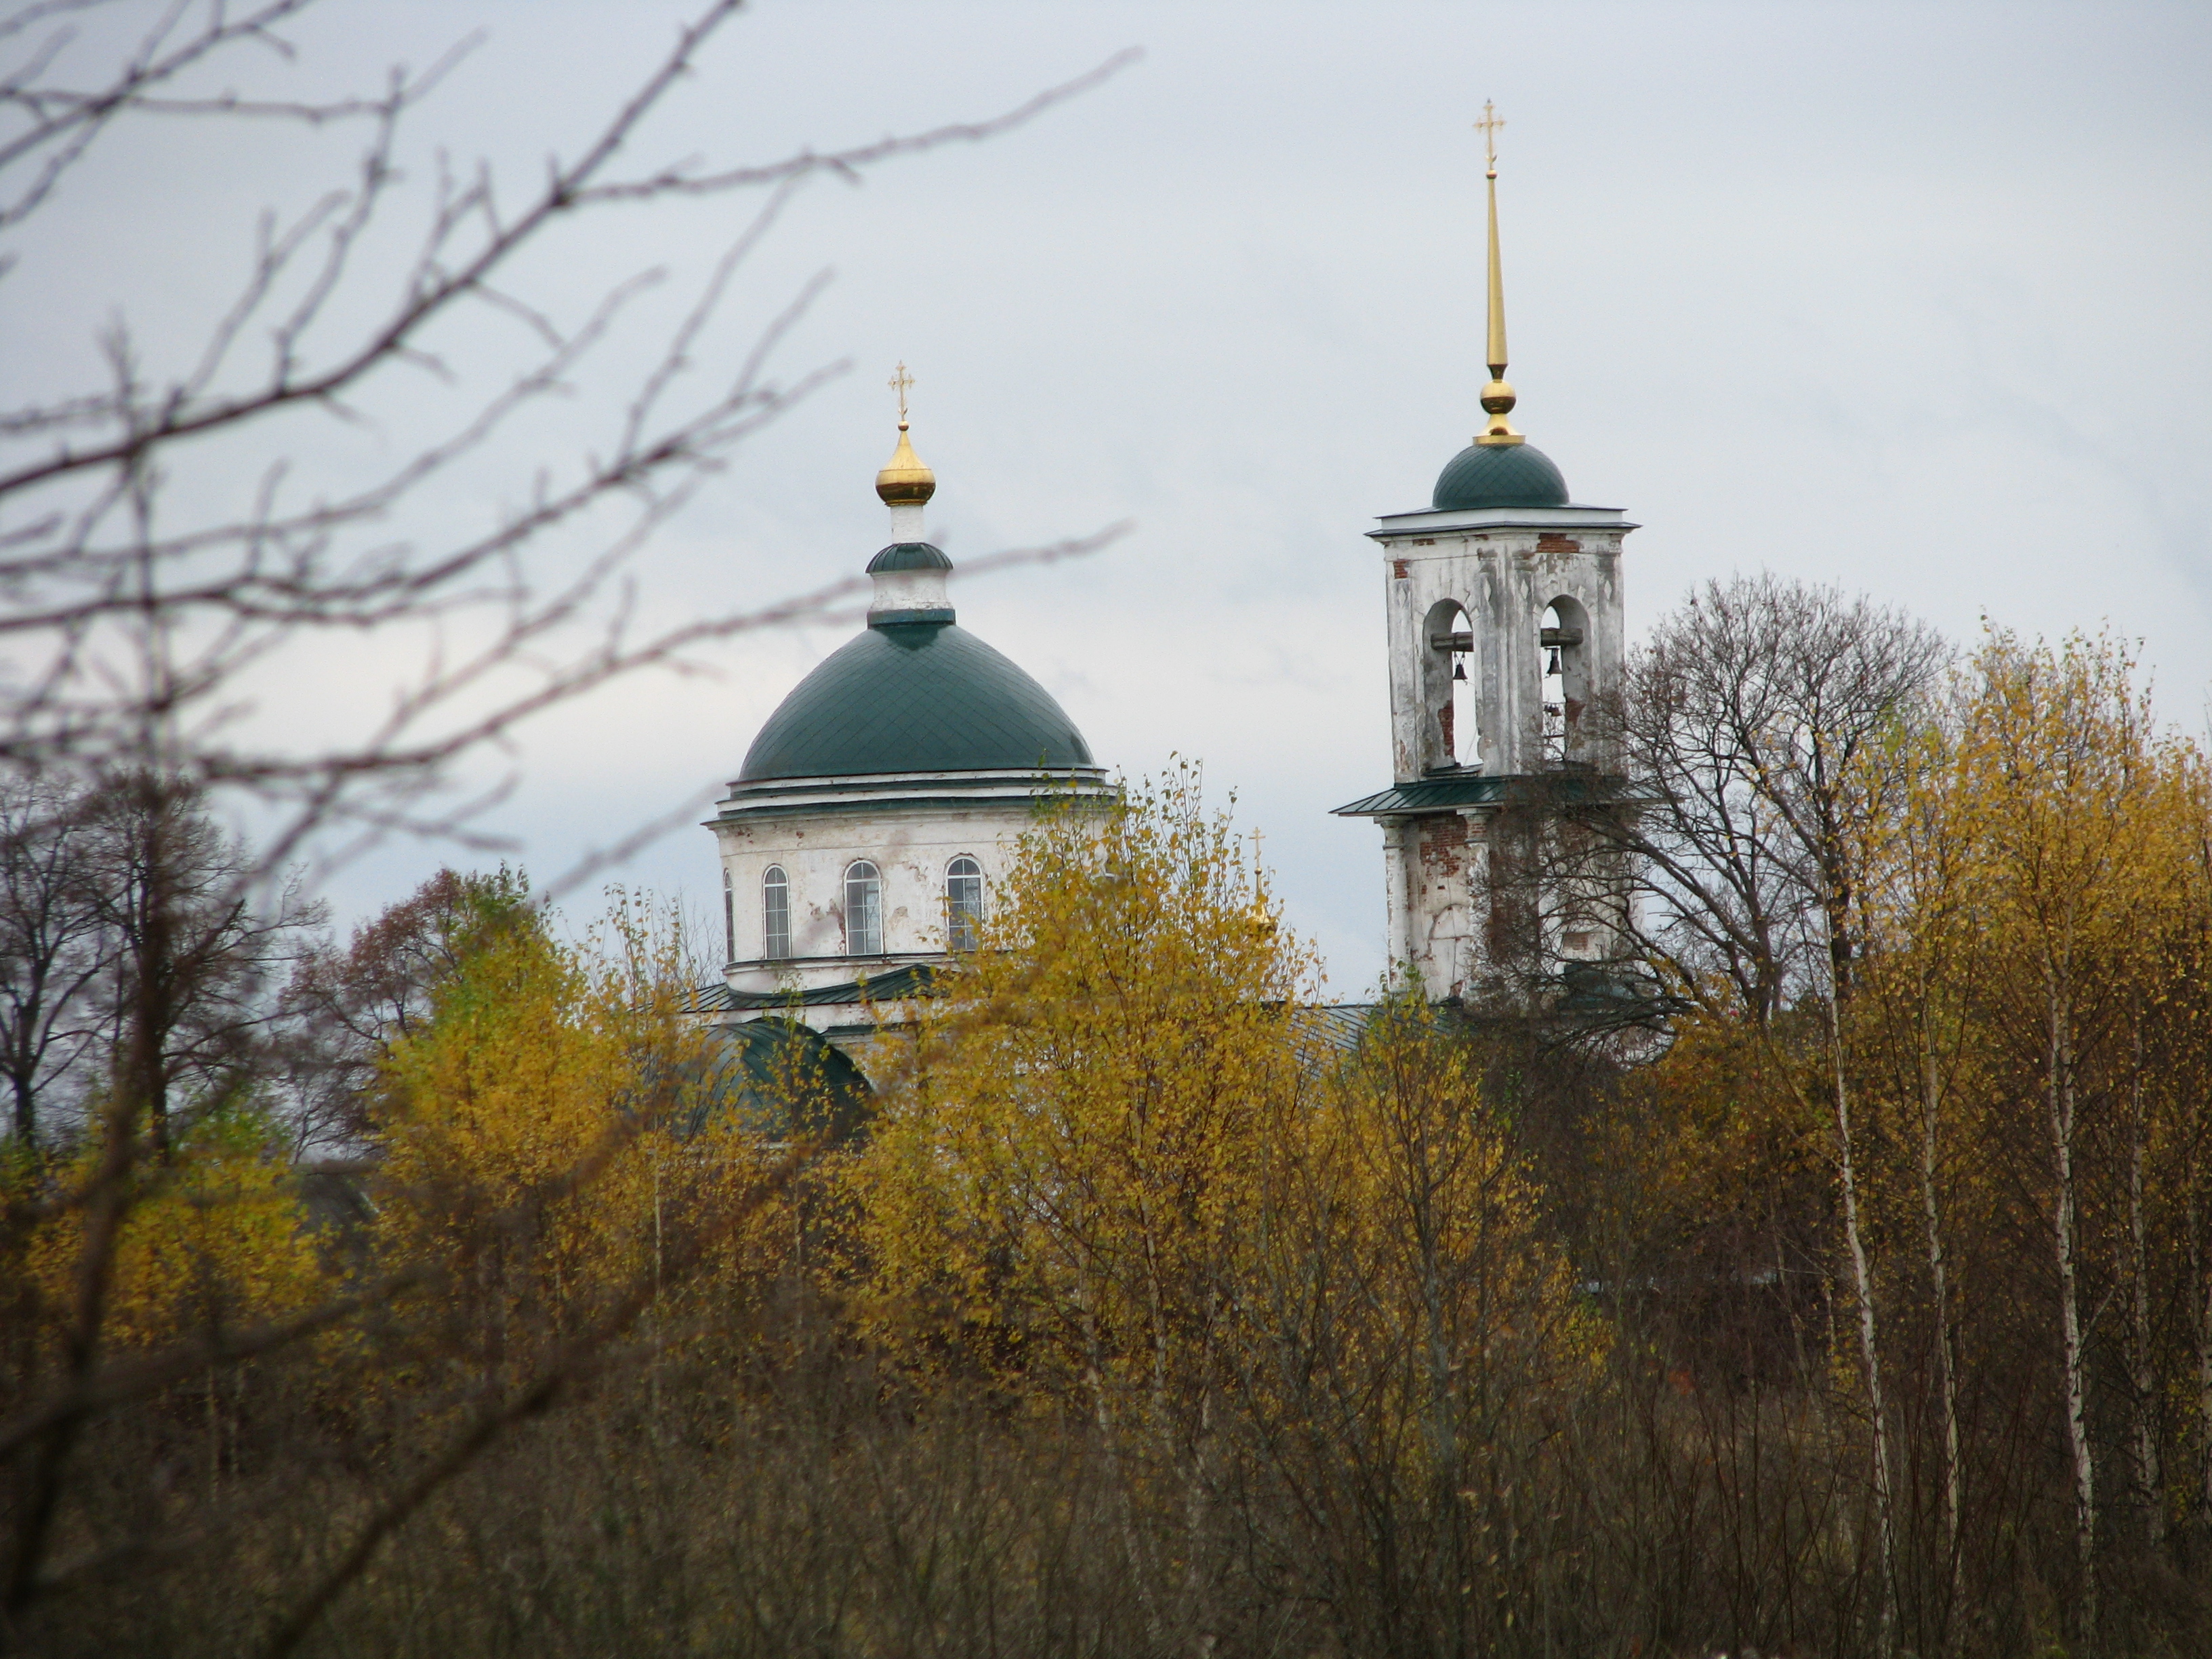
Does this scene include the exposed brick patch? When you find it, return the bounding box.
[1392,559,1410,579]
[1417,813,1471,889]
[1536,533,1582,555]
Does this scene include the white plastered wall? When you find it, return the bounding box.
[1368,506,1632,998]
[712,800,1035,991]
[1379,516,1627,783]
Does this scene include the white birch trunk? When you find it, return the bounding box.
[1919,1042,1964,1648]
[2127,1051,2165,1551]
[2192,1188,2212,1524]
[1831,1006,1898,1659]
[2047,977,2097,1640]
[1080,1290,1160,1645]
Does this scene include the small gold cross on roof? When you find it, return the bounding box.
[888,361,915,424]
[1473,100,1505,171]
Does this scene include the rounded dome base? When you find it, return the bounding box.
[739,620,1094,782]
[1433,442,1569,510]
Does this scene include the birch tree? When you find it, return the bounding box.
[853,769,1316,1648]
[1950,631,2181,1641]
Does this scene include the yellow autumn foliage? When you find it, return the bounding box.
[1240,993,1602,1469]
[851,769,1314,1407]
[24,1103,331,1350]
[852,768,1593,1485]
[372,887,793,1376]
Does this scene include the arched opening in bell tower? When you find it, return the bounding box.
[1425,598,1480,771]
[1539,596,1590,766]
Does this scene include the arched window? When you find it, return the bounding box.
[843,860,882,957]
[1448,605,1479,767]
[945,856,984,951]
[1539,597,1589,764]
[722,866,735,965]
[1425,598,1479,769]
[762,865,790,960]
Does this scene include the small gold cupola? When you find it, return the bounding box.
[1473,102,1524,447]
[874,361,937,504]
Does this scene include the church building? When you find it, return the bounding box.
[695,374,1111,1048]
[1333,106,1635,1006]
[703,106,1633,1054]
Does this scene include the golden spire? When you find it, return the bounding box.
[875,360,937,504]
[1473,101,1523,447]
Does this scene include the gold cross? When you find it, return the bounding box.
[1473,100,1505,172]
[888,361,915,423]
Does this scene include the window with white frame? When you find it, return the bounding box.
[843,860,882,957]
[945,856,983,951]
[762,865,791,960]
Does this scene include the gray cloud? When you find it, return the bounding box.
[6,0,2205,985]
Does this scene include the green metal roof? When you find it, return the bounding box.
[739,621,1094,781]
[1334,770,1634,817]
[694,962,941,1010]
[680,1017,873,1143]
[1334,774,1513,816]
[1296,1004,1380,1053]
[865,541,954,573]
[1432,441,1570,510]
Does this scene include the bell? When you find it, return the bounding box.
[1546,646,1562,676]
[1452,661,1467,682]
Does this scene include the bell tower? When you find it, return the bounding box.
[1334,106,1636,1003]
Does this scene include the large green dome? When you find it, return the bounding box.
[679,1018,872,1143]
[1433,441,1569,510]
[739,619,1094,781]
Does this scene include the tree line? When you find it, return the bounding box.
[4,587,2210,1656]
[1568,583,2212,1656]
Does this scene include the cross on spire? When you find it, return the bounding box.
[888,361,915,426]
[1473,100,1505,176]
[1474,98,1521,441]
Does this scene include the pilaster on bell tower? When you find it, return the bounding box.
[1335,104,1637,1004]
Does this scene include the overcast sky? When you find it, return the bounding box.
[7,0,2209,989]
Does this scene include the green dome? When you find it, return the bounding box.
[739,619,1094,781]
[680,1018,873,1144]
[1433,441,1569,510]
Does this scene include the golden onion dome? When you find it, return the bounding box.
[874,422,936,505]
